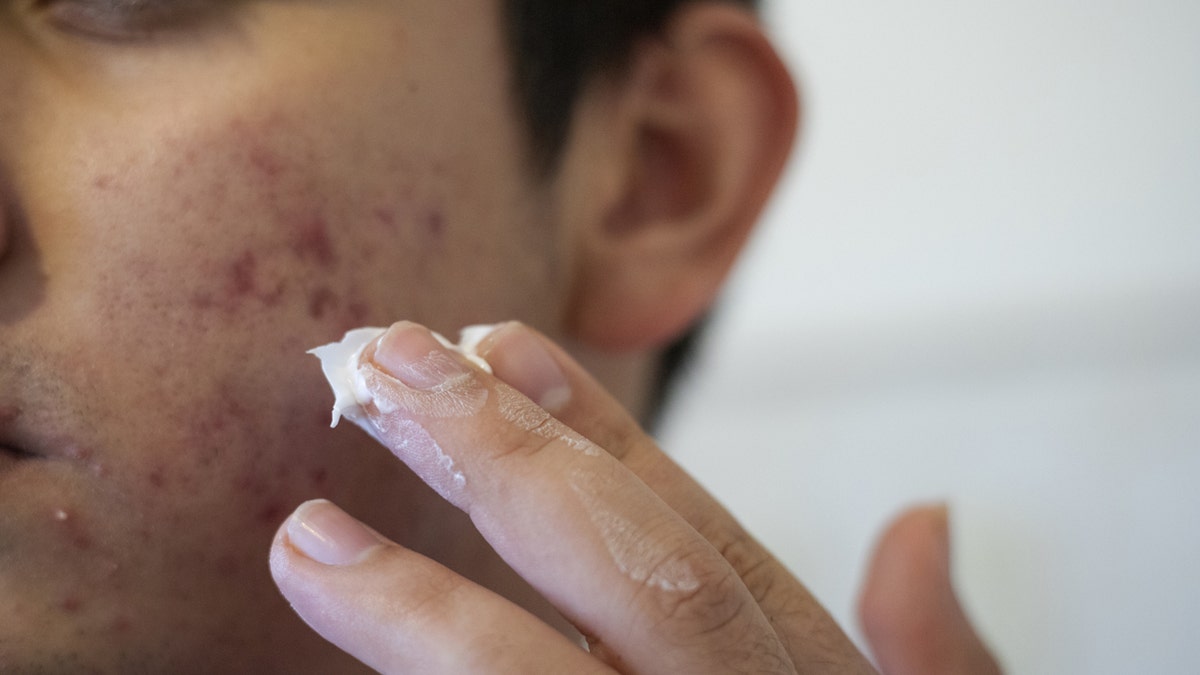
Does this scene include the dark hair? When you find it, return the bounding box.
[502,0,760,176]
[501,0,761,427]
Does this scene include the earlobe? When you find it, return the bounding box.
[557,3,800,352]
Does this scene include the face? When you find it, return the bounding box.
[0,1,566,670]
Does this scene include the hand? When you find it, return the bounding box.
[270,321,1000,674]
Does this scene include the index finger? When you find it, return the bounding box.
[338,321,796,675]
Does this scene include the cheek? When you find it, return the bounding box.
[85,115,381,335]
[48,110,448,519]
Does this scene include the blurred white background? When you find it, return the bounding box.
[658,1,1200,672]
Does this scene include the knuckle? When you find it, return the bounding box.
[717,531,780,605]
[708,520,810,620]
[638,544,796,674]
[651,547,749,639]
[374,550,472,629]
[383,558,470,628]
[654,566,793,673]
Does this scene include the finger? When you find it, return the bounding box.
[478,322,873,671]
[353,321,796,675]
[269,499,611,675]
[857,504,1003,675]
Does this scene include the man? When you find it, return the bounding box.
[0,0,999,671]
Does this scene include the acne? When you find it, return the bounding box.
[292,217,337,268]
[424,210,446,240]
[52,508,94,551]
[255,502,285,527]
[346,302,370,326]
[128,110,453,338]
[247,146,286,180]
[60,596,85,613]
[190,251,289,314]
[374,208,398,229]
[109,616,133,635]
[306,286,338,320]
[230,252,258,297]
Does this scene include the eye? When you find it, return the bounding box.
[37,0,217,42]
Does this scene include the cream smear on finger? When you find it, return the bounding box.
[308,325,495,430]
[308,326,497,496]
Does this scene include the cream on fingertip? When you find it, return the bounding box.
[307,322,497,431]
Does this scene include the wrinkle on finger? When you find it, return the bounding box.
[568,464,703,594]
[496,383,600,455]
[653,569,797,675]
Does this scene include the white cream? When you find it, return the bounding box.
[308,325,497,433]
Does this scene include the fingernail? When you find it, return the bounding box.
[286,499,381,566]
[373,321,470,390]
[481,323,571,412]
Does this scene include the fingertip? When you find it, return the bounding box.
[859,503,1003,675]
[477,321,573,413]
[859,502,954,628]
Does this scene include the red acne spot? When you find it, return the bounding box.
[307,286,339,319]
[248,146,286,178]
[54,511,94,551]
[347,301,369,325]
[333,300,372,334]
[294,218,336,267]
[425,211,445,239]
[230,252,258,297]
[194,252,287,313]
[259,282,287,307]
[92,175,115,191]
[60,596,84,613]
[374,208,397,228]
[148,468,166,488]
[310,468,328,486]
[110,616,133,634]
[256,502,284,526]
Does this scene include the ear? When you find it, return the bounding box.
[554,2,799,352]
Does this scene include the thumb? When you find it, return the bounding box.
[857,504,1003,675]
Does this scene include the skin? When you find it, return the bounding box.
[1,1,572,671]
[0,1,1002,672]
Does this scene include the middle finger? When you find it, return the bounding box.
[343,321,795,675]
